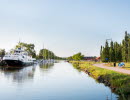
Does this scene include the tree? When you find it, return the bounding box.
[128,40,130,62]
[67,56,73,60]
[102,40,110,62]
[109,41,115,62]
[118,43,122,62]
[122,40,126,62]
[0,49,5,57]
[114,42,119,62]
[15,42,36,58]
[100,31,130,62]
[124,31,129,62]
[121,31,130,62]
[38,49,56,59]
[100,46,103,60]
[101,47,105,62]
[72,52,84,61]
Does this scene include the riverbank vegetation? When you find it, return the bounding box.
[71,61,130,100]
[67,52,84,60]
[100,31,130,63]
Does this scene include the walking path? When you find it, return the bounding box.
[93,63,130,75]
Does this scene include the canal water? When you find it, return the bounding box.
[0,61,118,100]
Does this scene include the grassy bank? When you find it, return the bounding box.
[70,61,130,100]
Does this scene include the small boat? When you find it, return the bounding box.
[3,48,34,66]
[32,58,38,64]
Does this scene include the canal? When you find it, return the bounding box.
[0,61,118,100]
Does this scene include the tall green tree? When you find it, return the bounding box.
[118,43,122,62]
[124,31,129,62]
[109,41,115,62]
[128,40,130,62]
[122,40,126,62]
[101,47,105,62]
[122,31,130,62]
[103,40,110,62]
[114,42,120,62]
[100,46,103,60]
[39,49,56,59]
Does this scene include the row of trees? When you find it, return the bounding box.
[37,48,63,60]
[0,42,37,58]
[0,42,63,60]
[100,31,130,62]
[67,52,84,60]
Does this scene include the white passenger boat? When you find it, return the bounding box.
[3,48,33,66]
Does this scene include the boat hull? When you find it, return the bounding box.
[4,60,33,67]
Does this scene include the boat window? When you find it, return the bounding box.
[23,53,27,55]
[15,51,18,53]
[14,50,21,54]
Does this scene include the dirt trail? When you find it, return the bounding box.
[93,63,130,75]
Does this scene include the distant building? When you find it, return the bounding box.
[95,57,100,62]
[83,56,96,61]
[83,56,100,62]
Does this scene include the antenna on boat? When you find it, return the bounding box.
[42,43,44,60]
[48,49,49,60]
[19,38,21,44]
[18,37,23,50]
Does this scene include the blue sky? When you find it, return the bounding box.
[0,0,130,57]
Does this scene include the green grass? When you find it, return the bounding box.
[70,61,130,100]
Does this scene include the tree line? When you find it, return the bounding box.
[0,42,63,60]
[38,48,63,60]
[100,31,130,62]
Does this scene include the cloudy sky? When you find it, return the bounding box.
[0,0,130,57]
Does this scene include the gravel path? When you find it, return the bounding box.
[93,63,130,75]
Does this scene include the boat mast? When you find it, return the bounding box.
[42,43,44,60]
[18,38,22,49]
[47,48,49,60]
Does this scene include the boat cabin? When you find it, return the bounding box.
[14,48,28,56]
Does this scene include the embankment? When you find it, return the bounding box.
[70,61,130,100]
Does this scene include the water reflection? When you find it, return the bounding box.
[0,63,55,83]
[39,62,54,72]
[0,65,36,83]
[0,62,118,100]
